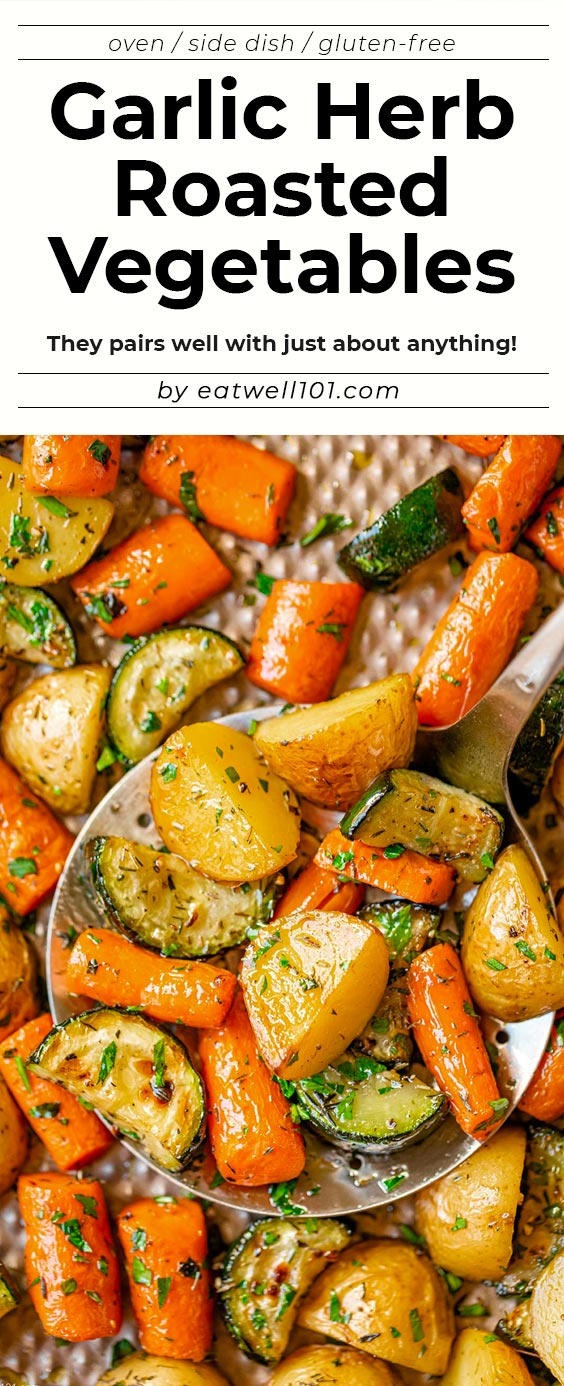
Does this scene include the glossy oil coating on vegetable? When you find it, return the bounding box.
[247,578,363,704]
[461,435,562,553]
[18,1172,122,1341]
[315,827,457,904]
[338,467,464,591]
[141,434,296,544]
[0,454,114,585]
[117,1196,213,1361]
[65,927,236,1027]
[0,757,74,914]
[22,435,121,498]
[1,664,112,814]
[414,1125,527,1281]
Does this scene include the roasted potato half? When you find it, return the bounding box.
[0,1074,28,1195]
[0,914,38,1044]
[254,673,417,809]
[298,1238,454,1375]
[530,1248,564,1382]
[441,1327,535,1385]
[414,1125,526,1282]
[2,664,112,814]
[0,454,114,585]
[96,1357,230,1386]
[270,1345,401,1386]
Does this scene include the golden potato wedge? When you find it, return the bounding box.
[462,845,564,1021]
[270,1345,401,1386]
[254,674,417,809]
[151,722,300,882]
[0,659,17,713]
[441,1327,535,1385]
[530,1248,564,1382]
[0,1073,28,1195]
[298,1238,454,1375]
[0,455,114,586]
[2,664,112,814]
[414,1125,526,1282]
[96,1357,230,1386]
[241,908,389,1078]
[0,913,38,1044]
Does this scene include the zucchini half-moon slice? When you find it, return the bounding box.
[28,1007,205,1172]
[88,835,282,957]
[106,626,245,763]
[342,767,504,884]
[0,582,76,667]
[295,1054,445,1153]
[220,1217,351,1364]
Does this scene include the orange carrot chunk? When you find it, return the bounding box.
[461,435,562,553]
[519,1015,564,1122]
[524,486,564,575]
[0,1014,114,1169]
[117,1196,213,1361]
[0,758,74,915]
[66,928,236,1029]
[315,828,455,906]
[22,436,121,498]
[70,513,231,639]
[247,579,363,704]
[438,436,506,458]
[140,435,296,545]
[408,943,504,1139]
[274,859,364,919]
[18,1172,121,1341]
[413,552,539,727]
[199,987,306,1186]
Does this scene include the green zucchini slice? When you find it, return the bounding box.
[359,899,440,969]
[352,977,412,1068]
[0,582,76,667]
[294,1054,445,1152]
[497,1124,564,1297]
[510,672,564,812]
[338,467,464,591]
[220,1217,351,1364]
[497,1299,534,1352]
[342,767,504,884]
[88,835,282,957]
[106,626,245,763]
[28,1007,205,1172]
[0,1263,19,1320]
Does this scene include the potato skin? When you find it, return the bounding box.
[414,1125,526,1281]
[441,1327,535,1385]
[270,1345,401,1386]
[0,1074,28,1195]
[241,909,389,1078]
[298,1238,454,1375]
[96,1356,230,1386]
[0,915,38,1044]
[2,664,112,815]
[462,844,564,1021]
[255,674,417,809]
[530,1248,564,1381]
[0,659,17,713]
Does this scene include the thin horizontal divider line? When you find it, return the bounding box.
[17,23,552,27]
[16,57,551,61]
[18,372,550,377]
[18,405,549,409]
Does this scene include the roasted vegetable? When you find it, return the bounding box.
[462,845,564,1022]
[0,1074,28,1195]
[519,1015,564,1122]
[96,1356,230,1386]
[441,1327,535,1386]
[28,1007,206,1173]
[415,1126,527,1282]
[315,827,456,905]
[342,768,503,884]
[298,1238,454,1375]
[359,899,440,968]
[117,1197,213,1361]
[241,908,389,1079]
[18,1172,122,1341]
[0,911,38,1043]
[0,1262,19,1321]
[352,978,412,1069]
[66,927,236,1027]
[220,1217,351,1363]
[247,579,363,704]
[2,664,112,814]
[498,1298,534,1352]
[0,757,74,914]
[499,1123,564,1297]
[525,484,564,577]
[438,435,506,457]
[140,434,296,545]
[295,1056,445,1152]
[106,626,244,764]
[270,1347,401,1386]
[151,722,300,882]
[0,582,76,667]
[89,836,281,957]
[0,658,17,711]
[0,455,114,585]
[530,1248,564,1383]
[338,467,464,590]
[254,674,417,810]
[509,672,564,812]
[22,434,121,498]
[274,858,364,918]
[461,435,561,553]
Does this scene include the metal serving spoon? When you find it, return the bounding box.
[46,609,564,1218]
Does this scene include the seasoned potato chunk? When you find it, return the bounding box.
[530,1248,564,1382]
[2,665,112,814]
[441,1327,535,1385]
[270,1346,401,1386]
[415,1126,526,1281]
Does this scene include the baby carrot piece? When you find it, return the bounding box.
[525,486,564,575]
[461,435,562,552]
[22,436,121,498]
[18,1172,121,1341]
[66,928,236,1029]
[315,828,455,906]
[413,552,539,727]
[117,1196,213,1360]
[274,859,364,918]
[247,579,363,704]
[408,943,504,1139]
[0,758,74,915]
[140,435,296,545]
[0,1014,113,1169]
[199,987,306,1186]
[438,436,506,458]
[71,513,231,639]
[519,1015,564,1121]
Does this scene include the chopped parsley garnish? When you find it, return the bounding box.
[8,857,38,878]
[383,843,406,859]
[160,763,177,782]
[61,1219,92,1254]
[300,513,352,547]
[487,516,501,545]
[316,622,346,640]
[254,572,276,596]
[269,1179,305,1217]
[39,496,76,519]
[132,1256,152,1286]
[152,1038,166,1091]
[97,1040,117,1084]
[451,1214,467,1231]
[157,1275,172,1307]
[179,471,204,522]
[515,939,536,962]
[409,1307,424,1342]
[87,439,112,467]
[30,1102,60,1119]
[225,765,239,782]
[546,510,559,537]
[132,1227,147,1252]
[140,710,161,733]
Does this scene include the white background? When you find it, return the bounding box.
[2,0,563,432]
